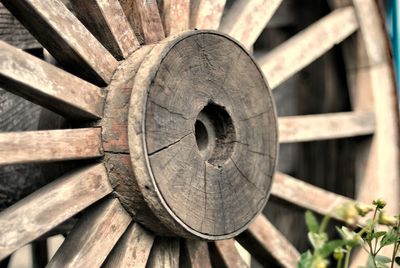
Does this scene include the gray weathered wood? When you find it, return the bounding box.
[190,0,226,30]
[278,111,375,143]
[0,128,103,165]
[212,240,248,268]
[1,0,119,85]
[0,164,112,260]
[146,237,180,268]
[183,240,212,268]
[0,41,105,120]
[48,198,131,268]
[70,0,140,60]
[219,0,283,49]
[258,6,359,89]
[158,0,190,36]
[102,222,154,268]
[118,0,165,44]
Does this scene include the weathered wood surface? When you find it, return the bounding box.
[220,0,283,49]
[118,0,165,44]
[271,172,355,220]
[212,240,248,268]
[237,214,300,268]
[158,0,190,36]
[128,31,277,239]
[1,0,118,85]
[190,0,226,30]
[278,111,375,143]
[70,0,140,60]
[32,240,48,268]
[182,240,212,268]
[0,3,39,49]
[258,6,359,89]
[48,198,131,268]
[0,164,112,260]
[0,128,103,165]
[0,41,105,120]
[103,222,154,268]
[146,237,180,268]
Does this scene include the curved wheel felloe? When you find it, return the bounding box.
[0,0,398,267]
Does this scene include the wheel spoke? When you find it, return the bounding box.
[190,0,226,30]
[237,214,300,268]
[183,240,212,268]
[70,0,140,60]
[213,240,248,268]
[0,128,103,165]
[0,164,112,260]
[1,0,118,85]
[272,172,356,221]
[278,111,375,143]
[0,41,105,120]
[118,0,165,44]
[48,199,131,268]
[146,238,180,268]
[219,0,283,49]
[258,6,359,89]
[102,222,154,268]
[159,0,190,36]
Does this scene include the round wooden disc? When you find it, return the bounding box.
[128,30,278,239]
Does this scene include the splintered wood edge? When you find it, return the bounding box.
[128,30,276,240]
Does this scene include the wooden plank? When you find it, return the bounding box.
[219,0,283,49]
[237,215,300,268]
[278,111,375,143]
[70,0,140,60]
[48,199,131,268]
[190,0,226,30]
[0,128,103,165]
[0,164,112,260]
[159,0,190,36]
[258,7,359,89]
[0,3,40,49]
[1,0,119,85]
[0,41,105,120]
[118,0,165,44]
[271,172,355,220]
[146,237,180,268]
[32,240,48,268]
[102,222,154,268]
[213,240,248,268]
[183,240,212,268]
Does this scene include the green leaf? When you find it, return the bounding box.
[375,255,391,263]
[297,251,312,268]
[308,232,327,250]
[318,240,344,258]
[380,229,397,247]
[372,231,386,239]
[305,211,319,233]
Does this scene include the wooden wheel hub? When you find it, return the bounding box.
[105,31,278,239]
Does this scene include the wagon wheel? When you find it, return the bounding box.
[0,0,398,267]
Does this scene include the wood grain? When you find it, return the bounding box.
[183,240,212,268]
[118,0,165,44]
[0,41,105,120]
[212,240,248,268]
[271,172,355,220]
[0,128,103,165]
[47,198,131,268]
[102,222,154,268]
[237,214,300,268]
[1,0,119,85]
[278,111,375,143]
[0,164,112,260]
[0,3,39,49]
[146,237,180,268]
[158,0,190,36]
[70,0,140,60]
[219,0,283,49]
[190,0,226,30]
[258,6,359,89]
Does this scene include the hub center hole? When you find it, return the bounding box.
[194,103,236,166]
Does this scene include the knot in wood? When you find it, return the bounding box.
[102,31,278,240]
